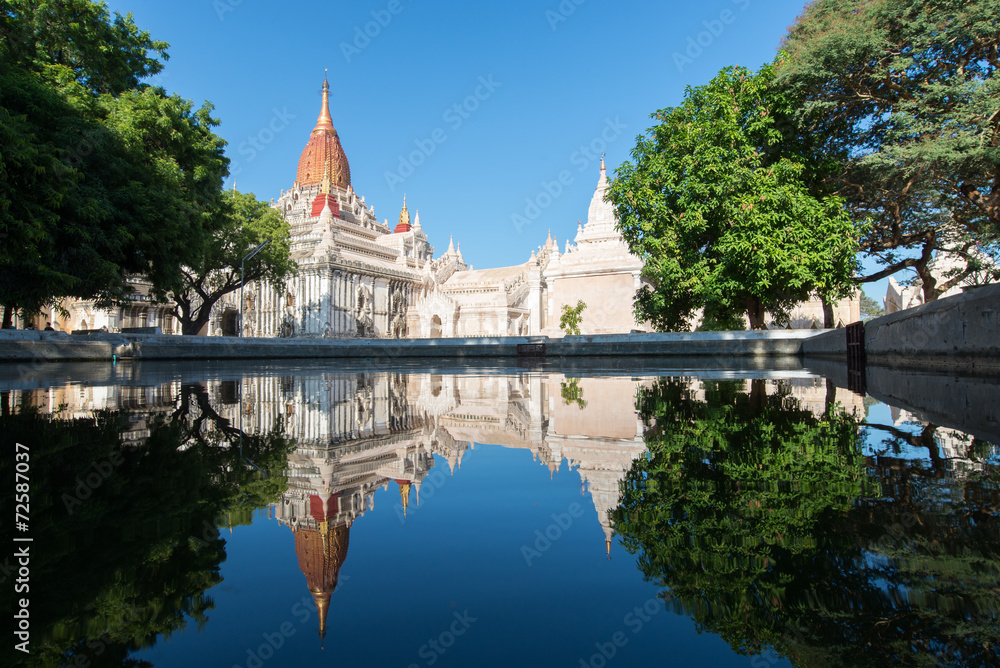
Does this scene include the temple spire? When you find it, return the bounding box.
[394,196,412,233]
[315,593,329,648]
[317,199,335,252]
[320,161,332,195]
[398,481,411,516]
[315,70,335,133]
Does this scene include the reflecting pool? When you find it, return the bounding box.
[2,361,998,667]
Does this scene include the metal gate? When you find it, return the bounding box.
[846,321,866,395]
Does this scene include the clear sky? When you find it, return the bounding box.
[102,0,887,301]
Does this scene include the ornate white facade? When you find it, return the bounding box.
[209,77,651,340]
[19,76,861,336]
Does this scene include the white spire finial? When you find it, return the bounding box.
[317,198,335,252]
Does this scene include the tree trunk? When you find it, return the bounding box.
[181,310,213,336]
[822,300,835,329]
[2,305,12,329]
[915,424,945,473]
[916,261,944,303]
[914,234,940,303]
[745,297,767,330]
[175,292,218,336]
[749,379,767,413]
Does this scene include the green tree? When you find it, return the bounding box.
[560,378,587,409]
[859,293,885,321]
[777,0,1000,302]
[0,392,292,667]
[609,62,858,331]
[165,189,294,336]
[559,300,587,335]
[0,0,228,327]
[614,379,1000,666]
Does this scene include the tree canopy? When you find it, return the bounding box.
[777,0,1000,301]
[608,63,858,331]
[0,0,228,325]
[167,189,294,336]
[559,300,586,336]
[614,378,1000,666]
[0,387,293,667]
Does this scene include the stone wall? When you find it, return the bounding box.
[864,283,999,367]
[864,365,1000,445]
[0,329,823,363]
[802,283,1000,369]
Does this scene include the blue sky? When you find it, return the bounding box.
[104,0,888,301]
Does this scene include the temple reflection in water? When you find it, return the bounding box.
[228,372,655,643]
[5,363,999,667]
[8,370,872,643]
[228,372,875,645]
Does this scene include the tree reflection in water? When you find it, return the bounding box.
[613,379,1000,667]
[0,386,293,668]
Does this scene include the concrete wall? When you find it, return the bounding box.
[813,363,1000,446]
[802,283,1000,369]
[0,329,824,363]
[865,283,999,368]
[866,365,1000,445]
[799,328,848,358]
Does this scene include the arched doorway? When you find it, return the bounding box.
[221,310,239,337]
[430,315,443,339]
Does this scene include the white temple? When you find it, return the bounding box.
[208,75,651,339]
[210,76,863,337]
[24,75,862,335]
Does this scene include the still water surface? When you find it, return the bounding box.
[2,361,997,667]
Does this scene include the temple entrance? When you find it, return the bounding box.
[430,315,443,339]
[221,310,239,337]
